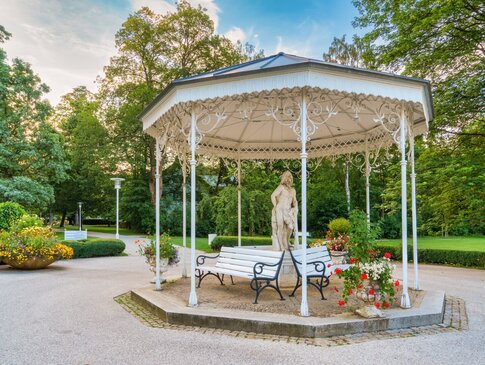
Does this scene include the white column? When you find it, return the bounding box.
[182,158,188,278]
[410,133,420,290]
[115,187,120,239]
[399,107,411,308]
[189,111,198,306]
[300,90,309,317]
[345,160,350,213]
[155,141,161,290]
[365,137,371,224]
[237,158,242,247]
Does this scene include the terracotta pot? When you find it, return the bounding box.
[3,256,56,270]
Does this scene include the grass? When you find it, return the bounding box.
[57,225,141,236]
[379,236,485,252]
[171,236,212,252]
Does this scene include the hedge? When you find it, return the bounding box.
[210,236,317,252]
[62,239,125,259]
[376,245,485,268]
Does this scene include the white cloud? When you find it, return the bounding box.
[0,0,124,105]
[224,26,246,44]
[130,0,220,29]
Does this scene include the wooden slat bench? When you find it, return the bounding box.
[196,247,285,304]
[289,246,350,300]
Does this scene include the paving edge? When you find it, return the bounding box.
[129,287,446,338]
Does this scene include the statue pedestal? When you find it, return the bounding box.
[279,253,296,288]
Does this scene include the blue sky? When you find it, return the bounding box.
[0,0,363,105]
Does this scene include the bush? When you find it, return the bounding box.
[211,236,273,251]
[10,214,44,232]
[0,202,26,231]
[62,239,125,258]
[328,218,351,235]
[376,245,485,268]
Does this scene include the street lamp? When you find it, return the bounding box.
[77,202,83,231]
[110,178,125,239]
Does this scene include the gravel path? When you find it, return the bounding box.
[1,236,484,365]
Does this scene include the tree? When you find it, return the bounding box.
[0,27,68,211]
[322,34,366,68]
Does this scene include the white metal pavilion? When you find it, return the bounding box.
[139,53,433,316]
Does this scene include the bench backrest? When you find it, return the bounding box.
[290,246,333,275]
[64,230,87,241]
[216,247,284,279]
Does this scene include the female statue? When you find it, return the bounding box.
[271,171,298,251]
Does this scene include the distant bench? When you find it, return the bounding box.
[289,246,350,300]
[64,230,87,241]
[196,247,285,304]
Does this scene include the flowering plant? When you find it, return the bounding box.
[325,230,349,251]
[136,233,179,265]
[0,226,73,263]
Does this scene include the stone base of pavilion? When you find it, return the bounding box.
[129,276,445,338]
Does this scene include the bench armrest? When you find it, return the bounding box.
[196,253,220,266]
[292,258,328,275]
[253,252,285,280]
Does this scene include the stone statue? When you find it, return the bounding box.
[271,171,299,251]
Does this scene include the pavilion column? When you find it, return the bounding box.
[300,90,309,317]
[345,160,350,213]
[237,158,242,247]
[365,137,371,224]
[182,156,188,278]
[399,105,411,308]
[189,110,198,307]
[155,138,162,290]
[410,132,420,290]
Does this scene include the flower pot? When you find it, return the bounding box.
[330,250,348,265]
[147,256,169,284]
[3,256,57,270]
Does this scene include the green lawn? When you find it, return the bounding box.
[379,236,485,252]
[171,236,212,252]
[57,225,141,236]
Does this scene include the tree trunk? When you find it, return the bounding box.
[60,210,66,228]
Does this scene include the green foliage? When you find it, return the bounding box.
[120,176,155,234]
[210,236,273,252]
[378,214,401,239]
[0,202,25,231]
[10,214,44,232]
[62,239,125,258]
[376,245,485,268]
[137,233,179,265]
[348,210,380,262]
[328,218,351,235]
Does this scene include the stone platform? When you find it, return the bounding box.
[129,278,445,338]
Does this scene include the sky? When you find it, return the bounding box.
[0,0,363,105]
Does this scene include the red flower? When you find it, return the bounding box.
[361,273,368,280]
[349,258,357,264]
[383,301,390,308]
[375,302,381,309]
[333,286,339,293]
[384,252,392,259]
[335,268,343,275]
[327,264,331,268]
[368,289,375,295]
[338,300,345,306]
[394,280,400,287]
[357,285,363,289]
[347,289,353,294]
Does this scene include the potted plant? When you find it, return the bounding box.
[325,217,350,264]
[136,233,179,284]
[334,211,400,318]
[0,226,74,270]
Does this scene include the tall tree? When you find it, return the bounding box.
[322,34,366,68]
[0,27,68,210]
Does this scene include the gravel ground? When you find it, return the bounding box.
[1,235,484,365]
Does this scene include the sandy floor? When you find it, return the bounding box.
[162,274,423,317]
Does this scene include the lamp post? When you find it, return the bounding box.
[110,178,125,239]
[77,202,83,231]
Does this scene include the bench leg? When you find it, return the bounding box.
[250,279,285,304]
[197,271,224,288]
[289,276,301,297]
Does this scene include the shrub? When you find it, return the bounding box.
[328,217,351,235]
[10,214,44,232]
[376,245,485,268]
[348,210,380,262]
[0,202,26,231]
[210,236,273,251]
[62,239,125,258]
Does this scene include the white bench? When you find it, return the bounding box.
[289,246,350,300]
[196,247,285,304]
[64,230,87,241]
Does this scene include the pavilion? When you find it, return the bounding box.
[139,52,433,316]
